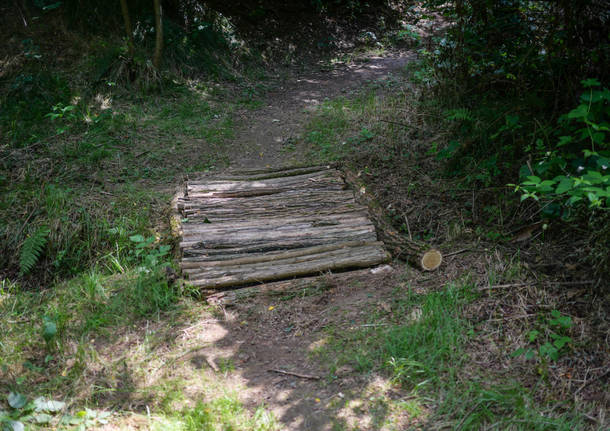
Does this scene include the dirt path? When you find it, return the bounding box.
[180,52,416,430]
[231,52,414,168]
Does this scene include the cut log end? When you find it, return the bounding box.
[421,249,442,271]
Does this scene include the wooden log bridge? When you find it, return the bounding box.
[173,165,392,289]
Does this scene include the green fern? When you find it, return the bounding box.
[445,108,474,122]
[19,227,50,276]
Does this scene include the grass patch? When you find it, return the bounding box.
[314,281,589,429]
[304,88,381,161]
[0,264,180,392]
[151,395,278,431]
[0,77,237,281]
[0,23,275,429]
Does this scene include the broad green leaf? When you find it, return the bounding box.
[42,2,62,11]
[581,78,601,88]
[584,170,603,180]
[567,195,583,205]
[539,342,558,361]
[557,136,573,147]
[511,348,525,357]
[567,104,589,119]
[553,336,571,350]
[33,397,65,413]
[59,415,81,425]
[7,393,27,410]
[555,177,573,194]
[32,413,53,424]
[2,420,24,431]
[42,317,57,342]
[129,235,145,243]
[537,180,556,192]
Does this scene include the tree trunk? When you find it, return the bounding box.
[119,0,135,57]
[152,0,163,69]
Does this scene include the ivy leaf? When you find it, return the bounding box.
[7,393,27,410]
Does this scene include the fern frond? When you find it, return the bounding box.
[445,108,473,122]
[19,227,50,276]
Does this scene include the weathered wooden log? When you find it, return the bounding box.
[343,170,442,271]
[190,165,333,182]
[180,220,375,243]
[185,245,390,288]
[174,165,392,289]
[205,267,375,306]
[187,169,335,189]
[181,232,378,257]
[181,240,382,268]
[182,241,385,271]
[180,213,370,235]
[184,205,363,223]
[382,231,442,271]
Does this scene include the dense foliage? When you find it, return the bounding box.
[414,0,609,278]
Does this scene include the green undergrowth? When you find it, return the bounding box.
[302,63,603,429]
[303,57,609,282]
[152,396,278,431]
[304,76,404,162]
[313,281,588,430]
[0,254,179,387]
[0,32,270,428]
[0,73,241,282]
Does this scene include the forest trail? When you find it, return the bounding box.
[230,53,413,168]
[169,52,415,430]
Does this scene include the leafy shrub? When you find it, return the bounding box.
[514,79,609,213]
[512,310,573,363]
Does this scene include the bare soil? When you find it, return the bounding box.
[231,52,414,169]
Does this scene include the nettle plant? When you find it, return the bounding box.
[514,79,609,213]
[512,310,573,363]
[129,234,171,271]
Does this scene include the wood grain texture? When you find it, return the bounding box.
[174,166,389,289]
